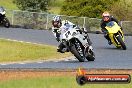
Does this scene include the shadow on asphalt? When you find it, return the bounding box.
[59,59,95,63]
[94,45,124,51]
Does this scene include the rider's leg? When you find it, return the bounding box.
[104,34,112,45]
[53,29,60,42]
[56,32,60,42]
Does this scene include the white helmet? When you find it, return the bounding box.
[52,15,62,28]
[53,15,61,21]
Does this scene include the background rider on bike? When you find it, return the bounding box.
[100,11,123,45]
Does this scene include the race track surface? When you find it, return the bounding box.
[0,27,132,69]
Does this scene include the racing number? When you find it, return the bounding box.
[65,31,71,38]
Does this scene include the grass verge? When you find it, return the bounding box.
[0,39,71,62]
[0,69,132,88]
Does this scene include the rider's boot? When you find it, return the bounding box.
[57,43,67,53]
[108,40,112,45]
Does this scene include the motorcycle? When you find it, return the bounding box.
[0,7,10,28]
[57,27,95,62]
[105,21,126,50]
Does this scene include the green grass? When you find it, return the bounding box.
[0,39,71,62]
[0,0,18,10]
[0,76,131,88]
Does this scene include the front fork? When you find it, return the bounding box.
[113,31,124,45]
[83,33,92,45]
[84,45,94,57]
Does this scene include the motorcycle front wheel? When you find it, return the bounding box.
[70,44,85,62]
[116,35,126,50]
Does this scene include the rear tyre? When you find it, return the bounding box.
[3,18,10,28]
[70,45,85,62]
[117,35,126,50]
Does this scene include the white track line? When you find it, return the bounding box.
[0,38,48,46]
[19,63,26,65]
[0,64,7,65]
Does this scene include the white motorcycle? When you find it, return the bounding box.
[0,7,10,28]
[58,27,95,62]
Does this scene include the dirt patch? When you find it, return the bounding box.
[0,69,132,82]
[0,71,75,81]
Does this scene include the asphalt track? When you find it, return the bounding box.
[0,27,132,69]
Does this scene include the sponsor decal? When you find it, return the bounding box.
[76,68,131,85]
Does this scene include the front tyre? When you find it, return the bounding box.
[3,18,10,28]
[70,45,85,62]
[117,35,126,50]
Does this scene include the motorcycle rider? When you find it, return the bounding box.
[100,11,123,45]
[0,6,10,28]
[52,15,92,53]
[0,6,5,21]
[52,15,62,42]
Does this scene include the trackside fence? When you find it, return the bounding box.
[6,10,132,35]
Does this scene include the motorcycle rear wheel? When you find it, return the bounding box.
[3,18,10,28]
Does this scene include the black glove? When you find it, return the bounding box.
[101,29,108,34]
[120,27,123,30]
